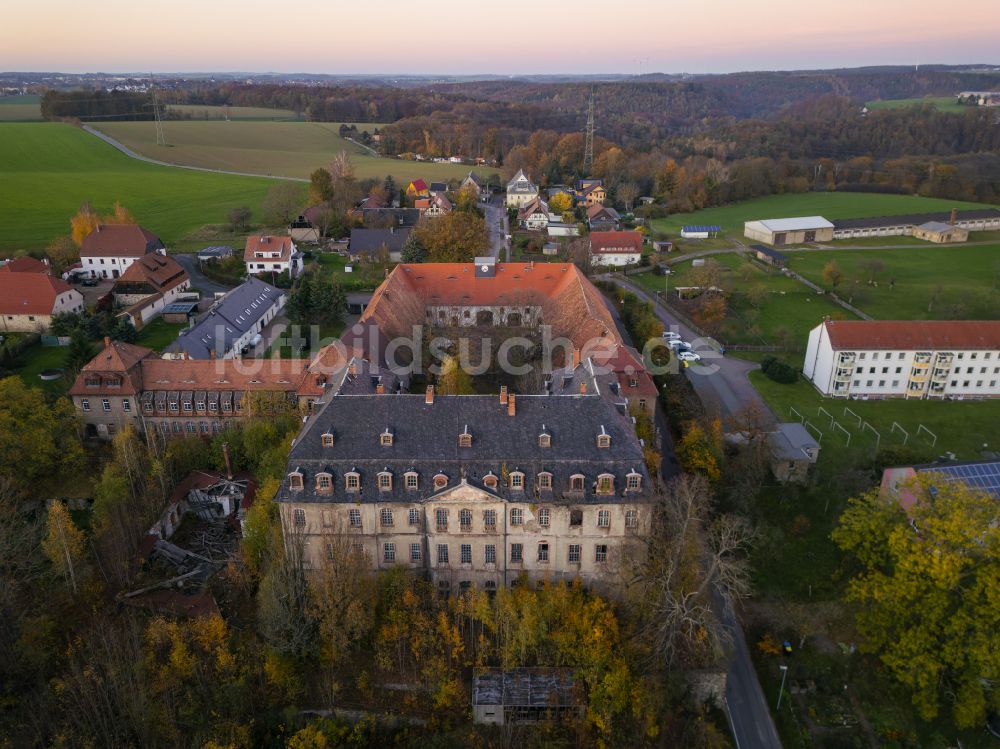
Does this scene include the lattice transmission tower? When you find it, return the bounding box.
[150,73,167,146]
[583,88,595,174]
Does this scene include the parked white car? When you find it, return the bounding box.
[677,351,701,363]
[662,331,682,341]
[667,339,691,350]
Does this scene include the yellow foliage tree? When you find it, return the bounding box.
[70,203,101,247]
[676,420,722,482]
[548,191,573,214]
[41,501,86,594]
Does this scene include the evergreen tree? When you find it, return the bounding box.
[64,328,96,375]
[399,232,428,263]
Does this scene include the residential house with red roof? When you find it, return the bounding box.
[0,261,84,332]
[243,234,303,279]
[80,224,166,280]
[112,254,191,328]
[803,319,1000,399]
[589,231,643,267]
[406,179,430,199]
[424,193,453,218]
[517,197,551,230]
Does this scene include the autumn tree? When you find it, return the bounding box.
[617,180,641,212]
[262,182,304,226]
[412,212,489,263]
[832,480,1000,728]
[436,355,474,395]
[629,475,753,670]
[548,191,573,215]
[308,168,334,205]
[47,235,80,273]
[227,205,252,232]
[692,294,728,334]
[70,202,101,246]
[675,419,723,482]
[42,501,86,594]
[822,260,843,288]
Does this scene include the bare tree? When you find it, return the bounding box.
[617,180,641,213]
[629,475,754,670]
[257,527,319,658]
[328,149,355,186]
[262,182,303,226]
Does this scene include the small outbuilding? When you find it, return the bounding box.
[767,422,820,484]
[472,669,582,726]
[162,301,199,324]
[744,217,834,245]
[752,244,789,267]
[911,221,969,243]
[680,225,721,239]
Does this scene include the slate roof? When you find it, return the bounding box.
[506,169,538,194]
[277,390,648,506]
[769,423,820,461]
[348,227,412,256]
[361,208,421,228]
[80,224,164,258]
[165,277,284,359]
[821,319,1000,351]
[832,209,1000,231]
[429,182,448,193]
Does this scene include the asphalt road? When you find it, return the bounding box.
[483,197,509,261]
[174,253,236,298]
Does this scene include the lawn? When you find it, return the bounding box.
[631,253,855,353]
[750,371,1000,465]
[93,120,496,183]
[135,318,187,352]
[313,252,384,292]
[0,122,280,250]
[12,341,72,397]
[865,96,968,113]
[650,192,994,237]
[0,94,42,121]
[785,244,1000,320]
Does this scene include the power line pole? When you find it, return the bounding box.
[583,88,595,175]
[150,73,167,147]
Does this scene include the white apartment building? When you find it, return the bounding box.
[804,320,1000,399]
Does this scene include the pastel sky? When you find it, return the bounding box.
[2,0,998,74]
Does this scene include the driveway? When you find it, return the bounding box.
[603,275,776,427]
[484,197,509,261]
[173,253,236,298]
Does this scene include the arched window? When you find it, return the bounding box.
[345,472,361,492]
[596,473,614,495]
[289,471,304,491]
[508,471,525,490]
[315,472,332,493]
[404,471,419,490]
[377,472,393,491]
[483,473,498,490]
[569,474,585,492]
[537,472,553,490]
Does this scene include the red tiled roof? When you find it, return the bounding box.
[80,224,164,258]
[243,234,294,262]
[408,179,429,192]
[590,231,643,254]
[517,196,548,219]
[0,272,78,315]
[0,256,50,274]
[138,357,310,391]
[114,254,188,293]
[823,320,1000,350]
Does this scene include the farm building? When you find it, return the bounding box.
[752,244,789,267]
[680,225,721,239]
[112,254,192,329]
[472,669,581,725]
[288,215,319,244]
[589,231,643,267]
[0,262,84,332]
[830,208,1000,239]
[743,217,834,245]
[803,319,1000,399]
[162,301,199,324]
[80,224,166,280]
[911,221,969,243]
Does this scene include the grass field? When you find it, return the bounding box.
[650,192,994,237]
[865,96,968,113]
[786,244,1000,320]
[632,253,855,353]
[0,122,281,250]
[92,120,494,183]
[12,341,71,397]
[0,94,42,121]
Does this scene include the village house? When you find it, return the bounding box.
[589,231,644,267]
[348,227,412,262]
[517,197,551,230]
[80,224,166,280]
[587,204,621,232]
[112,254,191,329]
[423,193,453,218]
[462,171,490,201]
[0,259,85,332]
[505,169,539,208]
[429,182,449,196]
[575,178,606,206]
[803,319,1000,399]
[244,234,302,279]
[288,214,320,244]
[910,221,969,244]
[406,179,430,199]
[274,259,655,593]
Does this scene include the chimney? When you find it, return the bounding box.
[507,392,516,417]
[348,361,358,376]
[376,382,385,394]
[579,381,587,394]
[499,385,508,405]
[104,335,111,348]
[222,442,233,480]
[572,348,581,367]
[949,208,958,226]
[425,385,435,404]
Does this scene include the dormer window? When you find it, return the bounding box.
[626,472,642,492]
[321,432,335,447]
[404,471,419,490]
[597,426,611,449]
[596,474,614,495]
[288,472,304,491]
[570,474,585,492]
[378,472,393,491]
[316,473,332,493]
[537,472,553,490]
[85,376,99,387]
[509,471,525,490]
[458,426,472,448]
[538,431,551,448]
[380,430,394,447]
[433,473,448,491]
[483,473,498,490]
[345,472,361,492]
[107,377,121,388]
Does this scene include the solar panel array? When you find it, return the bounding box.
[918,461,1000,499]
[682,225,721,232]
